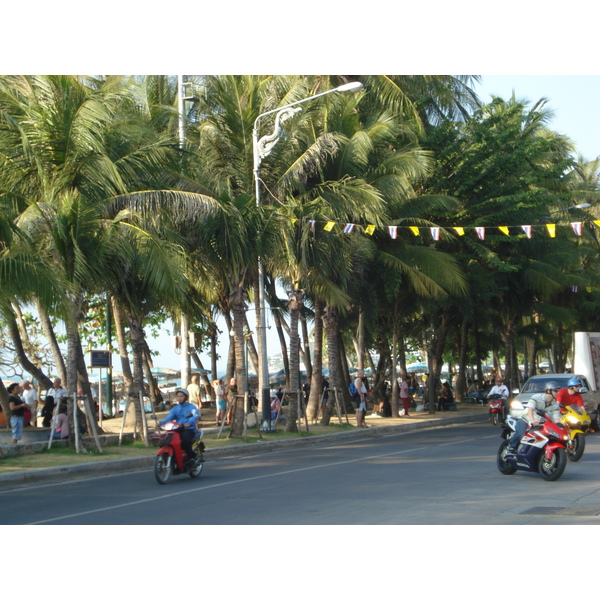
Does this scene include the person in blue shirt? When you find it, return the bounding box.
[159,388,199,465]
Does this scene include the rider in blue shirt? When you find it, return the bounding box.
[159,388,199,464]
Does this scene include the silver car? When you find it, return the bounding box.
[509,374,599,427]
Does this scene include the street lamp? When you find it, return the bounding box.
[541,203,592,222]
[252,81,363,431]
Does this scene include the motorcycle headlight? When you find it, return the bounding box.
[566,416,580,425]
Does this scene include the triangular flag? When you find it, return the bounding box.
[324,221,335,232]
[522,225,532,239]
[388,226,398,239]
[572,286,578,292]
[309,220,316,233]
[409,226,420,236]
[430,227,440,241]
[594,220,600,228]
[343,223,355,234]
[546,223,556,238]
[365,224,375,235]
[475,227,485,240]
[291,218,297,224]
[453,227,465,236]
[499,226,510,236]
[571,222,582,236]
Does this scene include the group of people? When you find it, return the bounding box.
[1,377,71,444]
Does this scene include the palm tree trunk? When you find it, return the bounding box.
[35,298,67,383]
[307,298,324,421]
[285,288,303,432]
[321,304,341,426]
[110,296,134,397]
[6,315,53,390]
[126,313,147,442]
[229,294,247,438]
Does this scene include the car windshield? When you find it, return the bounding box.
[521,376,571,393]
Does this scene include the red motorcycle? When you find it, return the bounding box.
[151,421,205,484]
[497,411,570,481]
[488,393,506,426]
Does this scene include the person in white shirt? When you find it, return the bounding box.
[21,380,38,427]
[487,376,509,399]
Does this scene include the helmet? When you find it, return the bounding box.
[544,381,559,392]
[176,388,189,397]
[567,377,581,388]
[495,376,503,382]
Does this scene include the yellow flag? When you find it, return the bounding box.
[594,220,600,228]
[409,226,420,236]
[453,227,465,236]
[365,224,375,235]
[324,221,335,232]
[546,223,556,238]
[291,218,297,224]
[498,226,510,236]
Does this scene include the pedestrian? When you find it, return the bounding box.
[47,378,68,404]
[187,374,201,418]
[42,396,56,428]
[8,382,28,444]
[21,380,38,427]
[48,403,69,440]
[400,374,412,417]
[437,381,454,411]
[213,378,226,426]
[226,377,237,425]
[354,370,368,428]
[320,378,329,419]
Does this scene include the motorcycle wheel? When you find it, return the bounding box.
[538,448,567,481]
[492,413,499,426]
[567,432,586,462]
[154,454,172,484]
[497,441,517,475]
[189,453,204,479]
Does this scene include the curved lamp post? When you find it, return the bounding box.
[252,81,363,431]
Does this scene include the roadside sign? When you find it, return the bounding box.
[90,350,111,369]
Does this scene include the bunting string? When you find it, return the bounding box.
[290,219,598,241]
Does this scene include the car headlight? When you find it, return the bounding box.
[510,400,523,410]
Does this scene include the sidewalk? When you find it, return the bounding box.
[0,403,490,490]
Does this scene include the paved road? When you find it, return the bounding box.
[3,421,600,525]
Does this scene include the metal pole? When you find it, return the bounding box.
[253,126,272,431]
[178,75,191,389]
[105,293,113,417]
[252,82,363,433]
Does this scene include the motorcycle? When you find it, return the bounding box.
[151,420,205,484]
[497,410,570,481]
[488,393,507,426]
[559,403,591,462]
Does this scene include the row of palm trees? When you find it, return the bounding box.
[1,75,600,443]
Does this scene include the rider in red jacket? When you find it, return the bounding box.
[556,377,584,408]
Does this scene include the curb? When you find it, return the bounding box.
[0,412,488,490]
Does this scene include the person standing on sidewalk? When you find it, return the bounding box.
[354,370,368,428]
[21,380,38,427]
[8,382,28,444]
[400,375,412,417]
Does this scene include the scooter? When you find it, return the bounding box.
[497,410,570,481]
[559,403,591,462]
[488,393,506,426]
[152,421,205,484]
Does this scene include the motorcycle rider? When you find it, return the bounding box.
[556,377,585,409]
[506,381,561,455]
[487,376,509,400]
[157,388,199,467]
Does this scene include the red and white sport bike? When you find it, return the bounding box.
[497,411,570,481]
